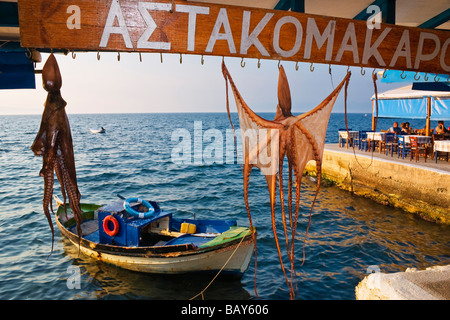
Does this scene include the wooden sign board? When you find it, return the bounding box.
[18,0,450,74]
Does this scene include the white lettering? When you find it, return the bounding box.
[171,128,191,164]
[366,5,381,30]
[389,30,412,69]
[440,38,450,72]
[362,27,391,66]
[203,129,223,165]
[99,0,132,48]
[273,16,302,58]
[176,5,210,51]
[240,11,273,56]
[414,32,441,69]
[335,22,359,63]
[304,18,335,61]
[206,8,236,54]
[193,121,203,165]
[137,2,171,50]
[66,5,81,30]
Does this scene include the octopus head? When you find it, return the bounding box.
[42,54,62,93]
[277,65,293,118]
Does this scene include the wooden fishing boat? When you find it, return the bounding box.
[55,197,254,276]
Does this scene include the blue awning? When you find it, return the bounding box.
[381,70,450,85]
[372,85,450,120]
[0,43,36,89]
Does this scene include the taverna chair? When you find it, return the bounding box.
[410,136,427,162]
[383,133,397,157]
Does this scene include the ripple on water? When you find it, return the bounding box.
[1,113,449,300]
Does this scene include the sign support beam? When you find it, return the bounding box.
[17,0,450,75]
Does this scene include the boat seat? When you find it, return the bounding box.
[163,234,211,247]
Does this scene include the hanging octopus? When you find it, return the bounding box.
[222,61,351,299]
[31,54,82,253]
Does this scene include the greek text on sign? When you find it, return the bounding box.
[18,0,450,74]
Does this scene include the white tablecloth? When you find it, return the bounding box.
[434,140,450,152]
[339,131,359,139]
[366,132,386,141]
[402,135,432,144]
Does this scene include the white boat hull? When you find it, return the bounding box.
[66,235,254,275]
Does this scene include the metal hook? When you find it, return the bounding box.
[400,70,406,79]
[382,69,388,78]
[278,60,281,69]
[180,53,182,64]
[201,55,204,65]
[296,61,299,71]
[328,64,331,75]
[97,50,101,61]
[139,52,142,62]
[414,72,420,81]
[372,68,376,76]
[424,73,429,81]
[25,48,32,59]
[117,52,120,61]
[71,50,76,59]
[347,65,350,73]
[240,57,245,68]
[310,62,314,72]
[361,66,365,76]
[434,74,439,82]
[257,58,261,69]
[160,52,163,63]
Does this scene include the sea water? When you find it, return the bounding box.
[0,113,449,300]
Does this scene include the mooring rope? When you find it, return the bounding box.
[190,235,247,300]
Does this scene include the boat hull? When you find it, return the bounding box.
[64,233,254,275]
[55,206,254,276]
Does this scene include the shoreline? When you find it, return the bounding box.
[305,143,450,225]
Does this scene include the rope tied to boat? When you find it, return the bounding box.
[189,235,246,300]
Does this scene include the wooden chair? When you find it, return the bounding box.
[397,135,410,159]
[410,136,427,162]
[355,130,369,151]
[383,133,397,157]
[432,134,448,162]
[338,128,352,148]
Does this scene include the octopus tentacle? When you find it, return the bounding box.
[42,153,55,254]
[243,160,258,298]
[265,174,294,299]
[54,155,68,219]
[57,149,83,244]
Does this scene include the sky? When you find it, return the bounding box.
[0,52,400,115]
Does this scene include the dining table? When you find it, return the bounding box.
[402,135,432,144]
[338,130,359,148]
[366,132,386,152]
[434,140,450,163]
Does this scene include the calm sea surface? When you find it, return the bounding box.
[0,113,449,300]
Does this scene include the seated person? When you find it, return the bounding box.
[435,121,449,134]
[389,122,402,134]
[401,122,411,135]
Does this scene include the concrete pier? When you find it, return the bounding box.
[355,265,450,300]
[305,144,450,225]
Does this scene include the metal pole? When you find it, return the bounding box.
[425,96,431,136]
